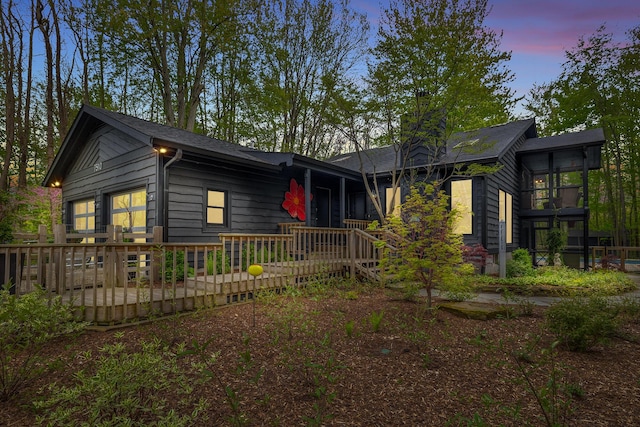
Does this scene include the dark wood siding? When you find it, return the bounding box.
[485,134,527,252]
[61,127,157,232]
[166,163,298,242]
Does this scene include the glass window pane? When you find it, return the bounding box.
[451,179,472,234]
[131,190,146,207]
[385,186,401,216]
[207,207,223,224]
[208,191,225,207]
[506,193,513,244]
[75,203,86,215]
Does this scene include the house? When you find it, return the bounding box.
[43,105,366,243]
[328,119,605,268]
[44,105,604,268]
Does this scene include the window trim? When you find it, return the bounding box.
[110,188,147,233]
[204,188,229,228]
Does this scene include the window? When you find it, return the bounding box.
[499,190,513,244]
[385,186,401,217]
[451,179,473,234]
[111,189,147,233]
[73,199,95,243]
[207,190,227,225]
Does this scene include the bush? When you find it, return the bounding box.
[461,244,488,273]
[164,250,194,281]
[439,263,476,301]
[0,286,86,401]
[506,248,534,278]
[206,249,231,275]
[545,296,619,352]
[34,339,206,426]
[241,243,291,271]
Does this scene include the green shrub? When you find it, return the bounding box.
[0,286,86,401]
[241,243,291,271]
[439,263,476,301]
[164,250,194,281]
[545,296,619,351]
[35,339,206,426]
[206,249,231,275]
[506,248,534,278]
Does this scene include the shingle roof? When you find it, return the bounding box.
[516,128,605,153]
[43,104,362,186]
[83,105,276,165]
[328,119,538,174]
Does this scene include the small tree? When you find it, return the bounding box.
[380,184,464,307]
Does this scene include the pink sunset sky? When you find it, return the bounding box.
[353,0,640,116]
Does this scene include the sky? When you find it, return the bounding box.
[352,0,640,116]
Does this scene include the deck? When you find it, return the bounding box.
[2,227,386,325]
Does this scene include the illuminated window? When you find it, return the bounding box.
[499,190,513,244]
[385,186,401,217]
[207,190,227,225]
[451,179,473,234]
[111,189,147,237]
[73,199,95,243]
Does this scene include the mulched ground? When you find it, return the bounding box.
[2,284,639,426]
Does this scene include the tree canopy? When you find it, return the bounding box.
[525,24,640,246]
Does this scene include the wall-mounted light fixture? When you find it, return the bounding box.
[156,147,169,154]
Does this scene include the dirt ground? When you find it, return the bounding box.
[2,284,639,426]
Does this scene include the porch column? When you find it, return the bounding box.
[583,147,589,270]
[340,178,346,228]
[305,168,311,226]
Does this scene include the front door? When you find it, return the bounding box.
[315,187,331,227]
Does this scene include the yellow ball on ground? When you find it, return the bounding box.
[248,264,263,276]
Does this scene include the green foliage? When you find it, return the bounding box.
[241,243,291,271]
[506,248,535,278]
[513,341,574,426]
[381,184,464,307]
[36,339,206,426]
[206,249,231,275]
[368,310,384,333]
[370,0,516,136]
[164,250,194,281]
[546,227,567,259]
[481,267,636,296]
[526,25,640,246]
[439,262,476,301]
[0,286,86,401]
[344,320,355,338]
[0,190,18,243]
[545,297,620,351]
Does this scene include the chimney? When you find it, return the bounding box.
[401,93,446,164]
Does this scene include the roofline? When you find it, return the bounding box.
[290,154,363,180]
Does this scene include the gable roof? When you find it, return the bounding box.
[516,127,605,153]
[43,105,360,186]
[327,118,538,175]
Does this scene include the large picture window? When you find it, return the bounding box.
[207,190,227,225]
[111,189,147,233]
[499,190,513,244]
[385,186,401,217]
[73,199,95,243]
[451,179,473,234]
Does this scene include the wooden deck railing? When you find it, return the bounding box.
[343,219,373,230]
[1,226,390,324]
[590,246,640,271]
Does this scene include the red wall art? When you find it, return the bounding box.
[282,178,312,221]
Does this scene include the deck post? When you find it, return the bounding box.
[152,226,163,282]
[104,225,115,287]
[349,229,356,278]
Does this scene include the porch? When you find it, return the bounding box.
[0,225,386,325]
